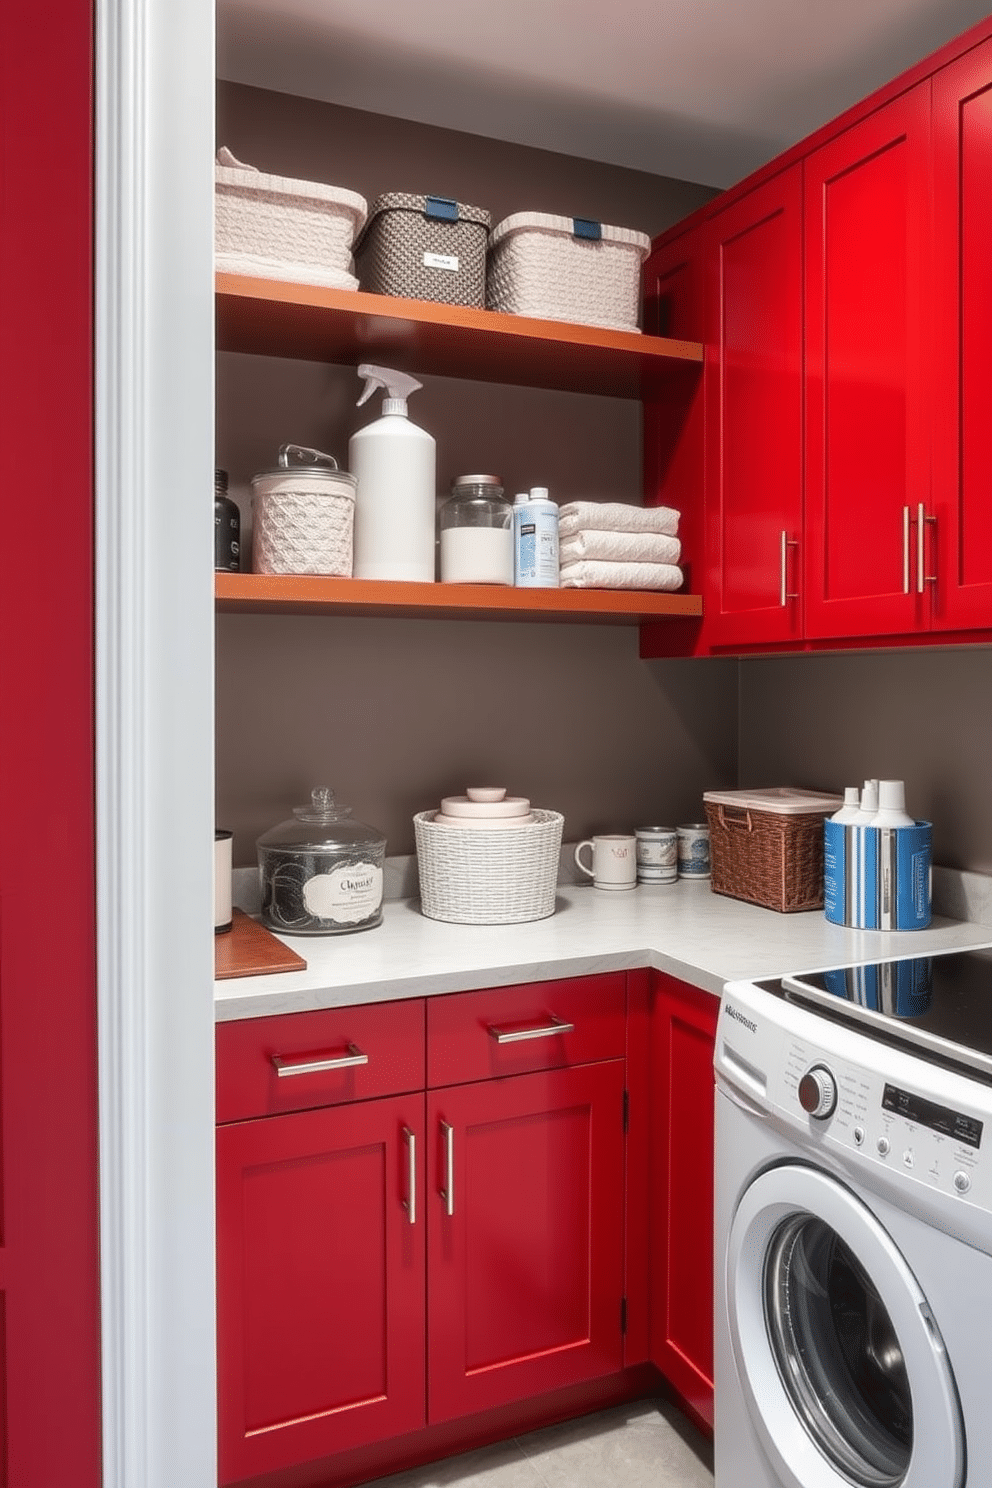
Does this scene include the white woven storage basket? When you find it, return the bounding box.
[487,213,651,332]
[215,148,368,290]
[414,809,564,924]
[251,446,356,576]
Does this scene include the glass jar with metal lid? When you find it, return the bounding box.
[256,787,386,935]
[439,474,514,585]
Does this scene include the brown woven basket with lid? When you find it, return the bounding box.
[703,788,843,913]
[354,193,491,307]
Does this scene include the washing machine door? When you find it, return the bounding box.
[726,1163,964,1488]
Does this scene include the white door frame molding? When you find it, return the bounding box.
[95,0,217,1481]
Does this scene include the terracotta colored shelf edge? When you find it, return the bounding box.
[215,274,702,395]
[215,573,703,624]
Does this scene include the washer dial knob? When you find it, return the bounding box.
[798,1065,838,1120]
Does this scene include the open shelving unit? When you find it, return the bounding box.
[215,573,702,624]
[215,273,705,626]
[216,273,703,396]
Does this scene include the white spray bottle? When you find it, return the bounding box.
[350,364,436,582]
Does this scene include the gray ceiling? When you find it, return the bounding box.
[217,0,992,187]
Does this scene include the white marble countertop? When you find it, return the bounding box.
[215,879,992,1022]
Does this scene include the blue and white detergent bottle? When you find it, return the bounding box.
[514,486,559,587]
[872,781,931,931]
[825,779,931,929]
[823,787,860,926]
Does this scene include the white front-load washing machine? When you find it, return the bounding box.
[714,947,992,1488]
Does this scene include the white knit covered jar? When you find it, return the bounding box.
[251,444,356,576]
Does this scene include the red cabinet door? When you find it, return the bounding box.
[804,87,932,639]
[641,229,708,652]
[650,975,718,1429]
[704,167,804,648]
[427,1062,625,1424]
[932,42,992,633]
[216,1095,426,1483]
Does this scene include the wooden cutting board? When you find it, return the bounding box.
[215,909,307,980]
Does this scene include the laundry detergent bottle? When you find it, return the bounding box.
[350,364,436,582]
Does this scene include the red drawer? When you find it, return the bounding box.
[426,974,626,1088]
[216,999,425,1124]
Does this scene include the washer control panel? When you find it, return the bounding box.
[779,1040,987,1211]
[717,975,992,1236]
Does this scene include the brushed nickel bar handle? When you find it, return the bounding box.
[402,1126,416,1226]
[917,503,937,592]
[903,505,911,594]
[439,1120,454,1217]
[487,1014,575,1044]
[271,1043,369,1078]
[780,531,799,606]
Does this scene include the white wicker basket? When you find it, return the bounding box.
[251,445,356,576]
[414,809,564,924]
[215,148,368,290]
[487,212,651,332]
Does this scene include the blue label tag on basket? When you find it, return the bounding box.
[425,196,459,222]
[572,218,602,240]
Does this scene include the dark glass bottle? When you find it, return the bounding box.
[214,468,241,572]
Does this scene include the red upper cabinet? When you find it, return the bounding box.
[804,86,933,640]
[932,42,992,632]
[642,230,706,343]
[641,229,708,650]
[703,167,804,647]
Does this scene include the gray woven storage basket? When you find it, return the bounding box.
[414,809,563,924]
[354,194,491,307]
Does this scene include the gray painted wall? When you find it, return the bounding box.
[738,649,992,875]
[214,85,734,863]
[214,84,991,880]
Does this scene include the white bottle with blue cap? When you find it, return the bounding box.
[350,364,436,582]
[514,486,559,587]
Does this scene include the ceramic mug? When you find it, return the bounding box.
[677,823,711,880]
[635,826,678,883]
[214,828,234,933]
[574,834,637,891]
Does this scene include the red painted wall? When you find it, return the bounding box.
[0,1,102,1482]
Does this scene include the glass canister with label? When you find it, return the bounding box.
[257,787,386,935]
[439,475,514,584]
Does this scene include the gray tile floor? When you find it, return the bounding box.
[365,1399,714,1488]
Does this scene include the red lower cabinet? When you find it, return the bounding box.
[216,1093,426,1483]
[215,977,637,1484]
[650,974,719,1429]
[426,1061,626,1423]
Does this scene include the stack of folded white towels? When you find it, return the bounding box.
[558,502,683,591]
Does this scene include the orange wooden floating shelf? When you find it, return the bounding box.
[215,572,703,625]
[215,273,703,397]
